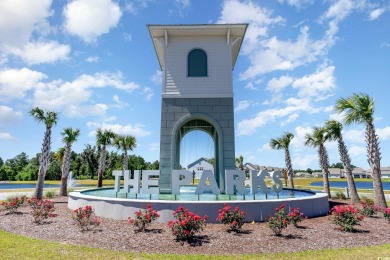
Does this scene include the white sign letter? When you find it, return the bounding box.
[172,170,192,194]
[249,170,269,194]
[195,170,220,194]
[225,170,246,195]
[142,170,159,194]
[124,170,140,193]
[112,170,123,192]
[271,171,283,193]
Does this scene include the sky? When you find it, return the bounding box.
[0,0,390,171]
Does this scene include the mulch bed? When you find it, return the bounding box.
[1,197,390,255]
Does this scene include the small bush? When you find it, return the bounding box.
[359,197,380,217]
[1,196,26,214]
[383,208,390,222]
[330,205,363,232]
[27,198,57,224]
[267,204,289,236]
[128,204,160,232]
[72,205,101,231]
[335,191,346,200]
[44,190,56,198]
[168,206,207,242]
[288,207,305,227]
[217,204,246,232]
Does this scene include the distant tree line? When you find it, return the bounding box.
[0,149,159,181]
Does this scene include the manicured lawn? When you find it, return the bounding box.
[1,230,389,259]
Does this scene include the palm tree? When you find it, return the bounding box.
[335,93,387,207]
[96,128,116,187]
[29,107,59,200]
[304,127,331,197]
[113,135,137,170]
[324,120,360,203]
[235,155,244,171]
[59,127,80,196]
[270,132,295,188]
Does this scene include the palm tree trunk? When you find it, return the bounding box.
[338,137,359,204]
[367,123,387,207]
[319,145,331,198]
[34,166,46,199]
[97,146,106,188]
[60,143,71,196]
[285,148,294,188]
[34,126,51,199]
[123,150,128,171]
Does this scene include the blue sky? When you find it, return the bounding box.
[0,0,389,171]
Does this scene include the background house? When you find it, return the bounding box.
[187,157,214,179]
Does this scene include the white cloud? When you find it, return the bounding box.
[141,87,154,102]
[63,0,122,43]
[87,122,151,138]
[267,76,293,92]
[0,132,17,142]
[257,143,272,152]
[329,112,345,122]
[235,100,251,113]
[67,104,108,118]
[150,70,162,85]
[0,0,70,64]
[0,68,47,100]
[348,145,366,161]
[292,153,318,169]
[0,106,23,125]
[241,26,331,79]
[344,129,365,144]
[0,0,53,47]
[280,113,299,126]
[292,65,336,98]
[279,0,314,9]
[244,82,258,90]
[86,56,100,63]
[369,8,386,20]
[33,72,139,117]
[377,127,390,140]
[6,41,70,65]
[112,95,128,108]
[218,0,284,55]
[290,126,312,151]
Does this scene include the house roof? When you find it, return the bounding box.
[187,157,213,169]
[148,24,248,70]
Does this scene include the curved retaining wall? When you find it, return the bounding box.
[68,189,329,223]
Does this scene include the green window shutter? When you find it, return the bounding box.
[188,49,207,77]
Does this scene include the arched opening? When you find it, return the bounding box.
[173,118,221,187]
[187,48,207,77]
[179,130,214,175]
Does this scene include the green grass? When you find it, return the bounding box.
[1,230,390,259]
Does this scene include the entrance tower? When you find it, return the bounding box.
[148,24,247,193]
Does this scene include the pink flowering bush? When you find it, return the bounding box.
[27,198,57,224]
[72,205,101,231]
[383,208,390,222]
[359,197,380,217]
[267,204,289,236]
[288,207,305,227]
[1,196,26,214]
[216,204,246,232]
[168,206,207,241]
[329,205,364,232]
[128,204,160,232]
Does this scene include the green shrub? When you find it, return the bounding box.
[45,191,56,198]
[335,191,346,200]
[267,204,289,236]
